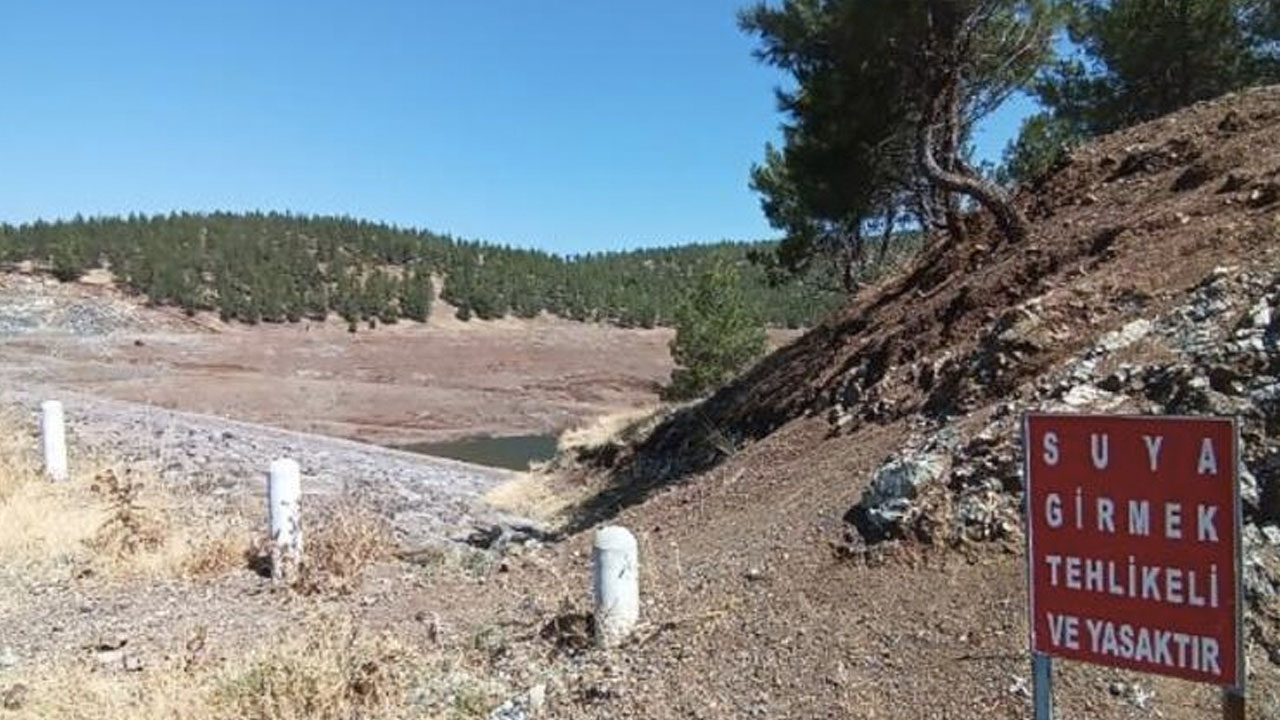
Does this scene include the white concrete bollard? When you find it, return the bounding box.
[268,458,303,581]
[40,401,68,482]
[592,525,639,648]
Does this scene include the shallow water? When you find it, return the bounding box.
[398,433,559,471]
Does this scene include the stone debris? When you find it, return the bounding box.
[489,683,549,720]
[1097,318,1153,352]
[0,683,27,711]
[1061,383,1124,410]
[0,275,159,337]
[0,383,538,550]
[846,453,946,542]
[844,266,1280,660]
[1108,680,1155,710]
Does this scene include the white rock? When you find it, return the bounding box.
[1062,384,1124,410]
[1263,525,1280,547]
[1098,319,1153,352]
[528,683,547,716]
[864,454,946,508]
[1249,297,1273,329]
[1241,466,1261,510]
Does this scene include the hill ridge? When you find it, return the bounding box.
[542,85,1280,717]
[0,211,851,330]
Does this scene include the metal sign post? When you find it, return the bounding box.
[1032,653,1052,720]
[1222,686,1245,720]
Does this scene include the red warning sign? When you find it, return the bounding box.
[1024,414,1242,687]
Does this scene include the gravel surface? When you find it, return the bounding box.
[0,273,171,337]
[1,384,526,548]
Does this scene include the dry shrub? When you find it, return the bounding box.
[294,501,396,594]
[0,408,40,500]
[182,531,253,579]
[86,467,168,558]
[214,614,418,720]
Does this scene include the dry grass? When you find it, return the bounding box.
[0,409,40,498]
[0,407,396,592]
[0,410,252,583]
[487,405,666,525]
[182,531,254,579]
[0,409,106,578]
[293,500,397,595]
[8,614,427,720]
[555,406,659,453]
[0,407,516,720]
[483,473,581,523]
[3,610,526,720]
[212,614,419,720]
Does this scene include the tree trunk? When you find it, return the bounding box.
[916,2,1031,246]
[937,83,966,245]
[914,188,941,236]
[877,209,895,266]
[943,192,966,245]
[838,224,864,293]
[917,111,1030,245]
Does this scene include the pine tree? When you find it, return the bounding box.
[664,263,767,401]
[401,269,433,322]
[50,242,87,282]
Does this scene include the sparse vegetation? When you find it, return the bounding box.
[11,614,427,720]
[0,413,250,583]
[214,615,417,720]
[293,500,396,595]
[86,467,167,559]
[0,411,531,720]
[1002,0,1280,184]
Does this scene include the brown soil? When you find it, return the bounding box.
[522,86,1280,717]
[0,278,800,447]
[0,303,674,446]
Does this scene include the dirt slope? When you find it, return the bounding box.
[541,86,1280,718]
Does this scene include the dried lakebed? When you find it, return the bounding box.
[1,384,534,549]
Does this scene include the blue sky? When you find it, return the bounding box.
[0,1,1032,254]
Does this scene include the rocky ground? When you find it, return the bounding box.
[534,86,1280,718]
[0,272,193,338]
[0,384,523,549]
[847,264,1280,660]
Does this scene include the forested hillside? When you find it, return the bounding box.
[0,212,867,329]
